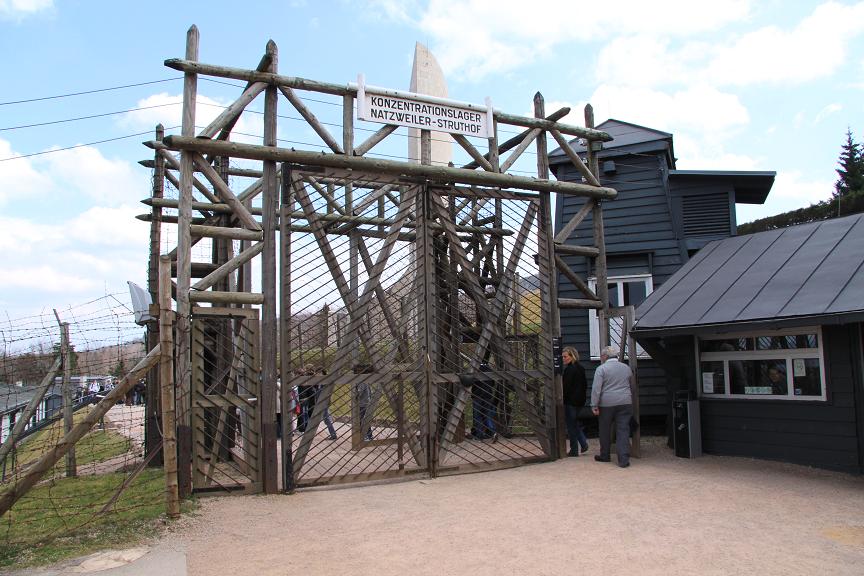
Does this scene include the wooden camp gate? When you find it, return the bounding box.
[141,27,618,495]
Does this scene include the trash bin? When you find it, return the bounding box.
[673,390,702,458]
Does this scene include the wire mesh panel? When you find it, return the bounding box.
[282,167,554,487]
[284,167,428,486]
[426,186,551,475]
[191,308,261,493]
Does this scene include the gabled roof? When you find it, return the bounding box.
[669,170,776,204]
[632,213,864,337]
[549,118,674,163]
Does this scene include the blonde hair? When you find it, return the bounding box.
[562,346,579,362]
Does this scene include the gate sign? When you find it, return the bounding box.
[356,75,494,139]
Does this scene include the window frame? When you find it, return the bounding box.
[695,326,827,401]
[588,273,653,360]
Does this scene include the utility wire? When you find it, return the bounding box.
[0,78,182,106]
[0,128,180,162]
[0,103,180,132]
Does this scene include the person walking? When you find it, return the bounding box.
[562,346,589,457]
[590,345,634,468]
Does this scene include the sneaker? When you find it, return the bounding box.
[618,461,630,468]
[594,455,611,462]
[580,445,590,455]
[328,435,337,441]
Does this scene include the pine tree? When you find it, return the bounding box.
[833,128,864,198]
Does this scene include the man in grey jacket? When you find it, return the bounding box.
[590,345,634,468]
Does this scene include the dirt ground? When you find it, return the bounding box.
[163,436,864,576]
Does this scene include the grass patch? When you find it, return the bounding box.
[5,407,131,480]
[0,468,193,570]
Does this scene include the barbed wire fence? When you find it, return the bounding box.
[0,294,170,555]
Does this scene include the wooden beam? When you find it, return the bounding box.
[554,254,598,300]
[354,124,398,157]
[190,152,262,231]
[558,298,604,309]
[162,135,618,199]
[554,243,600,257]
[548,128,601,187]
[453,134,494,172]
[554,198,593,244]
[189,291,265,305]
[279,85,343,154]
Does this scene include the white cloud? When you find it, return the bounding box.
[119,92,265,145]
[41,146,146,206]
[0,0,52,19]
[396,0,752,79]
[814,103,842,124]
[0,139,54,205]
[589,84,749,138]
[707,2,864,86]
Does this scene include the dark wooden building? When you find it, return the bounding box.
[550,119,775,428]
[632,213,864,473]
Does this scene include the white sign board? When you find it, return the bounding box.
[356,76,494,138]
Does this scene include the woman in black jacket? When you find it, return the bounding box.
[562,346,589,457]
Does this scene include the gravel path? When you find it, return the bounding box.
[169,437,864,576]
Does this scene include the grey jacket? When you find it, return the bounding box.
[590,358,633,407]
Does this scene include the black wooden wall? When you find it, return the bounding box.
[664,324,863,474]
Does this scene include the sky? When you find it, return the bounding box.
[1,0,863,327]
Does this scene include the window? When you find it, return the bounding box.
[697,328,826,400]
[588,274,653,359]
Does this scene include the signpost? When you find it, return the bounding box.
[356,75,494,139]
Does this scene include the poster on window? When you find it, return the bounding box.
[793,358,806,377]
[702,372,714,394]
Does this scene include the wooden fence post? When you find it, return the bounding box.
[60,321,76,478]
[159,256,180,518]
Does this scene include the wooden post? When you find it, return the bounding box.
[175,24,199,497]
[146,124,165,467]
[625,305,641,458]
[59,321,76,477]
[260,40,279,494]
[159,256,180,518]
[586,105,609,349]
[535,93,564,458]
[280,163,295,493]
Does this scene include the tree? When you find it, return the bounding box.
[834,127,864,199]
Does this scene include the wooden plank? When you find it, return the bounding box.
[190,152,261,231]
[554,254,598,300]
[158,148,221,205]
[554,243,600,257]
[190,224,263,241]
[462,107,570,170]
[354,124,398,157]
[199,81,267,139]
[549,128,601,187]
[192,241,264,292]
[189,291,264,305]
[554,198,594,244]
[499,127,541,173]
[162,135,619,199]
[453,134,494,172]
[279,85,343,154]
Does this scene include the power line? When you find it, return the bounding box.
[0,128,180,163]
[0,78,183,107]
[0,103,180,132]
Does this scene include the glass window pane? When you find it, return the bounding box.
[700,361,725,394]
[607,283,620,307]
[792,358,822,396]
[700,338,753,352]
[756,334,818,350]
[731,359,787,395]
[623,281,647,306]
